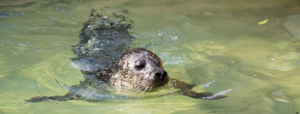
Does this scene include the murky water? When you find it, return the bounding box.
[1,0,300,113]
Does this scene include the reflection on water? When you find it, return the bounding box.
[0,0,300,113]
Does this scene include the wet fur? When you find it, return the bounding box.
[110,48,169,91]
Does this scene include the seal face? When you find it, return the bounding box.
[110,48,169,91]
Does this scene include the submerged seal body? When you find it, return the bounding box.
[25,10,227,102]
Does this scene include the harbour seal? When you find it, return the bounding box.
[25,10,227,102]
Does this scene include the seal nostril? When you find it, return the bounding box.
[155,73,162,78]
[162,72,167,77]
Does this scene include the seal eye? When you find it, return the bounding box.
[135,60,146,70]
[135,64,145,70]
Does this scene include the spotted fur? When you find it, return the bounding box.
[110,48,168,91]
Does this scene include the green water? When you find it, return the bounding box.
[1,0,300,113]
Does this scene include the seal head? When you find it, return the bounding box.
[110,48,169,91]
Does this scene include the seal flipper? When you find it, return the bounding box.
[182,91,228,100]
[170,78,228,100]
[24,93,79,103]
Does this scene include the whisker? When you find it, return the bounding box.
[127,84,143,95]
[152,47,154,57]
[140,86,149,96]
[168,82,171,89]
[127,88,137,95]
[134,85,144,95]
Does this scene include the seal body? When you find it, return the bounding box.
[71,10,170,91]
[69,11,171,93]
[71,10,135,82]
[25,10,227,102]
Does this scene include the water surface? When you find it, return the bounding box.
[1,0,300,113]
